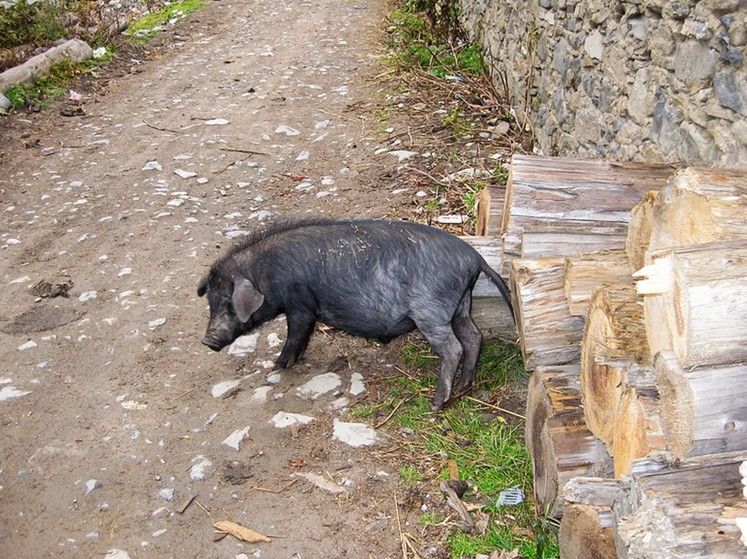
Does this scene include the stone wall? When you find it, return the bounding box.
[457,0,746,167]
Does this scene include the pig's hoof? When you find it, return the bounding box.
[274,358,289,369]
[431,400,445,413]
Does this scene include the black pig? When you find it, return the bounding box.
[198,218,513,410]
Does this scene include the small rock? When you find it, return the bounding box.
[269,411,315,428]
[332,419,377,447]
[0,93,11,111]
[227,333,259,357]
[118,268,132,277]
[174,168,197,179]
[85,479,102,495]
[189,455,214,481]
[158,488,174,501]
[267,332,282,348]
[0,386,31,402]
[296,373,341,399]
[142,161,162,171]
[388,150,417,161]
[296,150,310,161]
[152,529,167,537]
[274,124,300,136]
[103,550,131,559]
[211,379,241,398]
[205,118,230,125]
[222,425,251,451]
[17,340,37,351]
[148,317,166,331]
[349,372,365,396]
[78,291,97,302]
[92,46,107,58]
[584,30,604,59]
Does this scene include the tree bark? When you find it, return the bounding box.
[613,452,747,558]
[625,190,658,273]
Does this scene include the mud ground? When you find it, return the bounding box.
[0,1,513,557]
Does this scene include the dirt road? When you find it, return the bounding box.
[0,1,426,556]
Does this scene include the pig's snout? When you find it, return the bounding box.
[201,335,225,351]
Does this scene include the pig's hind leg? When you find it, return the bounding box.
[276,312,316,369]
[412,313,464,412]
[451,291,482,394]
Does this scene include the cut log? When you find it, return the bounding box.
[580,283,650,448]
[560,504,618,559]
[458,236,516,341]
[510,257,584,370]
[564,249,630,317]
[475,183,506,237]
[521,222,630,261]
[500,155,673,275]
[560,478,627,559]
[612,380,666,478]
[646,167,747,260]
[0,39,93,92]
[526,366,611,518]
[655,351,747,460]
[614,451,747,558]
[635,240,747,366]
[625,191,658,273]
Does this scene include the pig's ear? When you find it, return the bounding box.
[197,275,209,297]
[232,278,265,322]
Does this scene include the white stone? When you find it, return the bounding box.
[274,125,300,136]
[222,425,251,451]
[252,386,273,403]
[158,488,174,501]
[118,268,132,277]
[174,169,197,179]
[85,479,102,494]
[141,161,162,171]
[227,333,259,357]
[266,332,282,348]
[388,150,417,161]
[435,214,468,224]
[152,529,167,538]
[329,397,349,411]
[269,411,315,428]
[17,340,37,351]
[294,472,345,494]
[205,118,230,125]
[296,372,341,399]
[166,198,185,207]
[78,291,97,302]
[104,550,131,559]
[148,317,166,330]
[296,150,310,161]
[211,379,241,398]
[0,386,31,402]
[121,400,147,410]
[189,455,214,480]
[332,419,377,447]
[584,30,604,60]
[349,373,365,396]
[10,276,30,284]
[266,371,282,384]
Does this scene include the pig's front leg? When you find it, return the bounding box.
[275,312,316,369]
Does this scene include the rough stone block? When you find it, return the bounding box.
[673,40,718,83]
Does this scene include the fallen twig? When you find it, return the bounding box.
[252,479,298,494]
[464,395,525,421]
[143,120,179,133]
[219,147,270,156]
[374,396,410,429]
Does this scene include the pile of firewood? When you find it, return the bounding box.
[469,156,747,558]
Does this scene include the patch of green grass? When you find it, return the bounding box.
[493,163,510,185]
[349,404,376,419]
[0,0,74,49]
[386,4,485,80]
[462,180,485,221]
[443,106,471,136]
[4,49,117,109]
[126,0,205,43]
[400,464,423,483]
[419,510,445,526]
[386,339,557,558]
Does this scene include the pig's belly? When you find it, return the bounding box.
[320,310,416,340]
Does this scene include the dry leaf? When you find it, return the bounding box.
[213,520,271,543]
[489,549,520,559]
